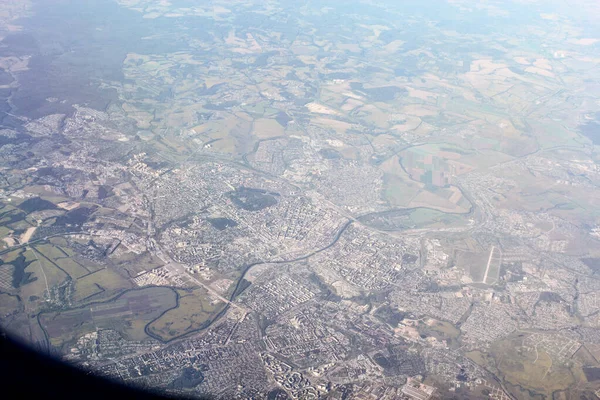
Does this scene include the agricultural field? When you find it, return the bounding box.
[1,0,600,398]
[488,335,585,397]
[400,144,474,188]
[358,207,469,232]
[146,287,226,342]
[39,287,178,350]
[71,268,132,303]
[0,292,20,318]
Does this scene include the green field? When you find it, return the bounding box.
[147,287,226,342]
[40,287,178,350]
[72,268,132,303]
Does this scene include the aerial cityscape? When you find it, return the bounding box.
[0,0,600,398]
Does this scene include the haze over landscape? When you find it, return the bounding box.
[0,0,600,399]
